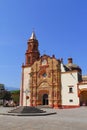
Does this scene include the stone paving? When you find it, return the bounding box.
[0,106,87,130]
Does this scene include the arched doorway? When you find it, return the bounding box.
[80,90,87,106]
[42,94,48,105]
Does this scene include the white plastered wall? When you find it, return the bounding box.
[61,72,79,106]
[23,67,31,106]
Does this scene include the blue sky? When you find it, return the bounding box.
[0,0,87,89]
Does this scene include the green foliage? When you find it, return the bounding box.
[0,84,4,87]
[11,90,20,94]
[0,84,20,106]
[0,84,5,100]
[0,91,5,99]
[11,90,20,105]
[3,91,12,100]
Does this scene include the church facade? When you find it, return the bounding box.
[20,32,87,108]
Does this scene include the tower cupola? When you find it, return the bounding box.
[30,31,37,40]
[25,32,40,66]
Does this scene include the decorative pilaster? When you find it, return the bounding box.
[50,58,54,107]
[57,60,62,108]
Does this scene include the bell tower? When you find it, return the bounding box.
[25,32,40,66]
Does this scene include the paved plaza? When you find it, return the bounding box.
[0,106,87,130]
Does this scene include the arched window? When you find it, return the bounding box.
[69,86,73,93]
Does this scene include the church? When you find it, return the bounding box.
[20,32,87,108]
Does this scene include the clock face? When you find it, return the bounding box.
[42,59,47,65]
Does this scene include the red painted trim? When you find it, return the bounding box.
[54,105,62,109]
[53,104,61,108]
[77,83,79,97]
[49,104,54,108]
[33,104,37,107]
[30,104,33,107]
[78,82,87,85]
[53,104,58,108]
[61,105,80,109]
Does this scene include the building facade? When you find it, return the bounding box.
[20,32,87,108]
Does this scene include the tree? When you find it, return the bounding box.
[11,90,20,105]
[3,91,12,101]
[0,84,5,100]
